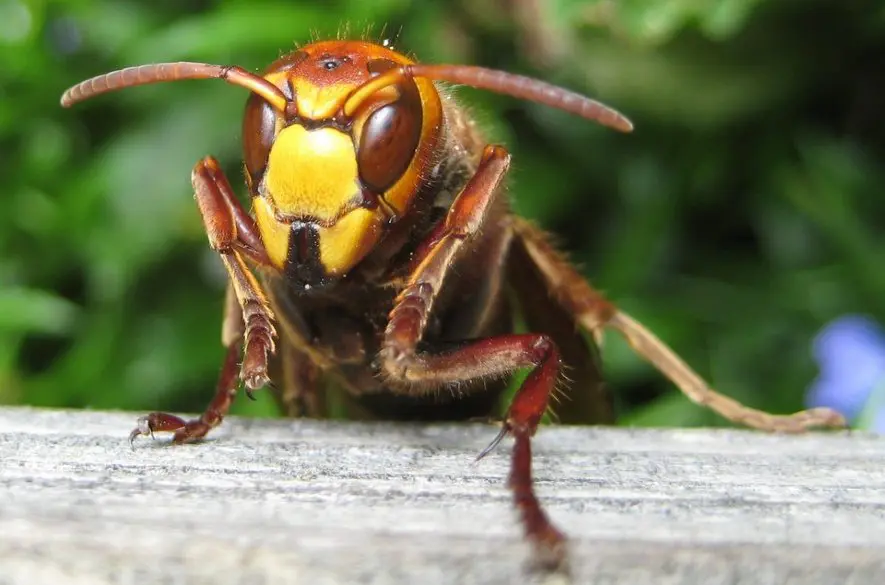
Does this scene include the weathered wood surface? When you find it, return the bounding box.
[2,406,885,585]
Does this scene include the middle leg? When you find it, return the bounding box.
[130,286,246,445]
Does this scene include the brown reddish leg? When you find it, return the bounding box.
[129,156,278,444]
[192,156,277,391]
[272,342,323,418]
[380,145,568,570]
[131,341,244,446]
[509,216,848,432]
[129,287,244,445]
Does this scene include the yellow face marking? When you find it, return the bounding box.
[252,196,290,270]
[263,125,359,221]
[291,78,352,120]
[250,55,442,280]
[317,208,385,276]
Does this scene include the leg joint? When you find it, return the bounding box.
[530,335,556,364]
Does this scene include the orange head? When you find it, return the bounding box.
[60,40,633,290]
[240,41,443,286]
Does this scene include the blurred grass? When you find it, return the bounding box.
[2,0,885,427]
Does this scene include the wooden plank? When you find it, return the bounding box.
[1,406,884,584]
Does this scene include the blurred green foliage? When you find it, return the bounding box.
[3,0,885,427]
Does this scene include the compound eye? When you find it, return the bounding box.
[242,92,277,187]
[356,60,423,194]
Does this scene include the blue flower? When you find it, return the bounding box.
[807,314,885,433]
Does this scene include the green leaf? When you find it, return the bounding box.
[0,288,79,335]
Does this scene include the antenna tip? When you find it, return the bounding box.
[610,113,634,133]
[59,86,79,108]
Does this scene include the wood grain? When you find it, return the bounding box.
[2,406,884,584]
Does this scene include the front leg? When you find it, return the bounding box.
[129,157,277,445]
[193,156,277,391]
[380,145,569,571]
